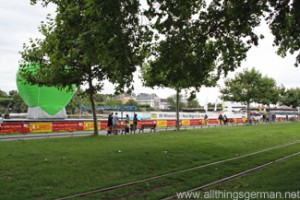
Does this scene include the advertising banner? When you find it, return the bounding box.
[181,119,190,126]
[167,120,177,127]
[30,122,52,133]
[83,122,101,131]
[100,121,108,130]
[52,122,84,132]
[190,119,202,126]
[139,120,156,125]
[157,120,167,127]
[151,112,206,119]
[235,118,244,123]
[0,123,30,134]
[208,119,219,125]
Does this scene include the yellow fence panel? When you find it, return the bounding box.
[181,119,190,126]
[30,122,52,133]
[156,120,167,127]
[242,118,248,123]
[83,122,101,131]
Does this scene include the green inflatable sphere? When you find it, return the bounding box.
[16,64,76,116]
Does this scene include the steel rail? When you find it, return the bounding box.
[162,151,300,200]
[55,140,300,200]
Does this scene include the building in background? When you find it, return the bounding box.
[117,93,136,104]
[159,99,170,110]
[135,93,161,110]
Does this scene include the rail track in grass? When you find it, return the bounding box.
[162,151,300,200]
[55,140,300,200]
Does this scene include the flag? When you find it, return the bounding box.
[214,99,218,112]
[204,97,208,112]
[222,100,225,112]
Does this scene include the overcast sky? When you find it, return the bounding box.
[1,1,299,105]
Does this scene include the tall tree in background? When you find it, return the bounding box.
[281,88,300,108]
[187,97,200,108]
[124,99,139,107]
[104,99,123,107]
[266,0,300,66]
[208,0,300,66]
[166,95,186,112]
[20,0,150,135]
[0,90,27,113]
[220,68,278,122]
[142,0,268,130]
[10,91,28,113]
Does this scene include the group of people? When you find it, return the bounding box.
[262,114,277,122]
[107,113,139,135]
[218,114,228,125]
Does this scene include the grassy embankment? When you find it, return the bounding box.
[1,122,300,199]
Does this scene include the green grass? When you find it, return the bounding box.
[0,123,300,199]
[205,153,300,200]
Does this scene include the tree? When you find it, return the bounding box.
[207,0,300,66]
[124,99,139,107]
[94,93,107,105]
[220,68,279,122]
[104,99,123,106]
[280,88,300,108]
[265,0,300,66]
[0,89,7,98]
[186,97,200,108]
[66,89,89,114]
[166,95,186,112]
[10,92,28,113]
[20,0,149,135]
[142,0,264,129]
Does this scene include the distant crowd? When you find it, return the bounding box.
[107,113,139,135]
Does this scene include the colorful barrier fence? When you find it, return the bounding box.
[0,117,292,134]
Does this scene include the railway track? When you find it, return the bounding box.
[162,151,300,200]
[55,140,300,200]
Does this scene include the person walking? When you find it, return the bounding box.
[112,112,119,135]
[223,114,228,125]
[218,114,223,125]
[133,114,138,134]
[204,114,208,125]
[107,113,113,135]
[124,114,130,134]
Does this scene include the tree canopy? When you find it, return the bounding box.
[0,90,27,114]
[266,0,300,66]
[280,87,300,108]
[19,0,299,132]
[220,68,279,121]
[141,0,265,129]
[166,94,186,111]
[20,0,150,135]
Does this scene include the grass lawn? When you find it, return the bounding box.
[0,122,300,199]
[205,155,300,200]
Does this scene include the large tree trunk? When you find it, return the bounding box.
[176,89,180,131]
[88,74,99,136]
[247,101,251,123]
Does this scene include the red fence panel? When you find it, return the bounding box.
[208,119,219,125]
[235,118,244,123]
[100,121,108,130]
[137,120,156,129]
[189,119,202,126]
[0,122,30,134]
[167,120,177,127]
